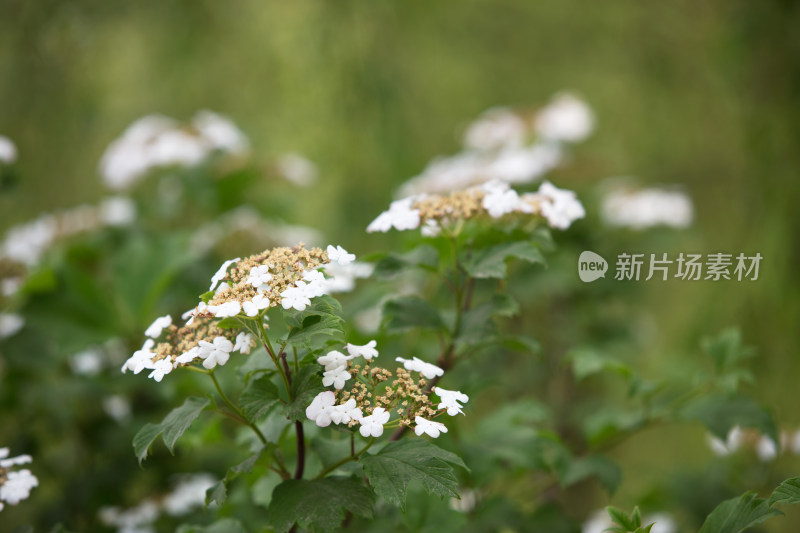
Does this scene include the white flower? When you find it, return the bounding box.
[102,395,132,423]
[208,300,241,318]
[162,473,216,517]
[433,387,469,416]
[243,293,270,317]
[330,399,363,425]
[534,92,594,143]
[234,332,255,354]
[0,469,38,505]
[192,110,250,155]
[463,107,527,151]
[276,153,318,187]
[99,196,137,226]
[144,314,172,338]
[534,181,585,230]
[396,357,444,380]
[209,257,240,291]
[182,302,208,326]
[1,277,22,298]
[481,180,532,218]
[301,270,329,298]
[69,348,104,376]
[0,135,18,164]
[148,359,173,382]
[0,450,31,469]
[346,340,378,361]
[322,365,351,390]
[280,286,311,311]
[306,391,337,427]
[318,350,353,371]
[175,346,200,366]
[757,436,778,462]
[198,336,234,369]
[322,262,373,293]
[359,407,391,438]
[214,281,230,296]
[367,198,421,233]
[421,219,441,237]
[601,184,693,230]
[326,245,356,265]
[0,313,24,339]
[246,265,273,291]
[706,426,744,456]
[121,339,156,374]
[414,416,448,438]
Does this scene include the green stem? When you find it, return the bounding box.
[314,438,376,480]
[258,320,292,397]
[209,371,269,446]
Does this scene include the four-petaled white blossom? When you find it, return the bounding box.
[482,180,532,219]
[395,357,444,380]
[346,340,378,360]
[322,365,351,390]
[209,257,240,291]
[280,285,311,311]
[148,359,173,382]
[198,336,234,369]
[306,391,337,427]
[246,265,273,292]
[301,270,328,298]
[318,350,353,371]
[144,314,172,338]
[208,300,241,318]
[434,387,469,416]
[121,339,156,374]
[359,407,391,438]
[326,244,356,265]
[330,399,363,425]
[534,181,585,230]
[414,416,449,438]
[175,346,200,366]
[366,198,421,233]
[234,332,255,354]
[242,293,270,317]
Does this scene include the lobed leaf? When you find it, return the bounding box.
[133,396,210,463]
[462,240,545,279]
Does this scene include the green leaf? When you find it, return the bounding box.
[382,296,445,333]
[267,477,374,533]
[769,476,800,507]
[284,364,325,422]
[285,295,345,345]
[607,506,638,531]
[698,492,779,533]
[216,317,242,329]
[359,439,468,510]
[372,245,440,279]
[703,328,755,373]
[133,396,210,463]
[567,348,632,381]
[240,375,282,422]
[463,241,545,279]
[562,455,622,494]
[680,393,778,443]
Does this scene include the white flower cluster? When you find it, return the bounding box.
[307,342,469,440]
[0,135,17,164]
[0,196,136,268]
[0,447,38,512]
[99,473,215,532]
[367,180,585,234]
[0,313,24,339]
[397,92,593,197]
[601,184,694,230]
[706,426,800,462]
[99,111,250,191]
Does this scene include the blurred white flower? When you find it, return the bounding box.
[528,180,585,230]
[276,153,318,187]
[99,196,137,227]
[99,499,159,533]
[0,447,38,509]
[534,92,594,143]
[1,277,23,298]
[121,339,156,374]
[192,110,250,155]
[359,407,390,438]
[396,356,444,380]
[103,395,132,423]
[414,416,448,438]
[233,332,255,354]
[162,473,216,516]
[482,180,532,218]
[756,436,778,462]
[69,348,104,376]
[323,261,373,293]
[346,340,378,360]
[0,135,18,164]
[0,313,24,339]
[367,198,421,233]
[601,184,694,230]
[326,244,355,266]
[706,426,744,456]
[463,107,527,151]
[449,488,478,513]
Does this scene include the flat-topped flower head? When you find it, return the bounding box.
[414,416,449,438]
[433,387,469,416]
[396,357,444,380]
[367,180,584,234]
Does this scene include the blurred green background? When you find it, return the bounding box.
[1,0,799,531]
